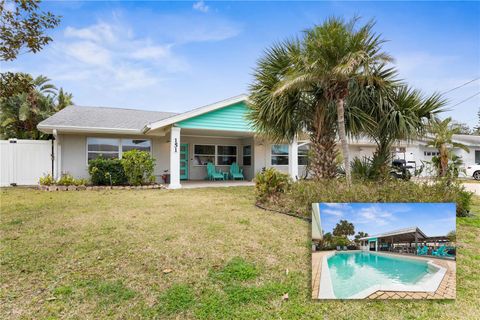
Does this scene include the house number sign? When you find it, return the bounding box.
[174,138,178,153]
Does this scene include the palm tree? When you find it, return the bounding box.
[332,219,355,238]
[427,117,469,177]
[353,67,446,177]
[248,40,340,179]
[249,17,393,185]
[0,73,73,139]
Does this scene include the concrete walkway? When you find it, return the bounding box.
[179,180,254,189]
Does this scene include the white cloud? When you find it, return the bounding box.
[64,41,112,65]
[4,9,242,107]
[324,203,350,209]
[322,209,343,217]
[354,205,395,226]
[64,22,118,44]
[130,45,171,61]
[193,1,209,13]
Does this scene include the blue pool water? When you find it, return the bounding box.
[327,252,433,298]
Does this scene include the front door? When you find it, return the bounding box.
[180,144,188,180]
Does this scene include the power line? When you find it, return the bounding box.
[442,77,480,94]
[450,91,480,108]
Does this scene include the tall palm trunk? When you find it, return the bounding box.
[309,103,338,179]
[310,132,338,179]
[439,144,449,177]
[336,98,351,185]
[372,137,393,179]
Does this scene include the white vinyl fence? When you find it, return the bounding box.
[0,139,53,187]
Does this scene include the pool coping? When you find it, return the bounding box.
[318,250,447,299]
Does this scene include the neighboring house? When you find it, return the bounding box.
[349,134,480,177]
[38,94,480,188]
[38,95,309,189]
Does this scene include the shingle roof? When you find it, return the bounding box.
[38,105,178,132]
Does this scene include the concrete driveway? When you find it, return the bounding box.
[462,183,480,196]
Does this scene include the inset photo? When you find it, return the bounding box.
[312,203,456,300]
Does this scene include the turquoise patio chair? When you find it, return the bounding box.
[207,162,224,181]
[416,246,428,256]
[432,245,446,256]
[229,162,244,180]
[440,246,455,258]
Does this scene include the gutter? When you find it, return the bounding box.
[37,124,143,135]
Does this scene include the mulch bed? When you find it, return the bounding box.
[38,184,166,191]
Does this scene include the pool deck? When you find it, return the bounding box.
[312,250,456,299]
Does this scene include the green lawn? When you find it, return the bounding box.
[1,187,479,319]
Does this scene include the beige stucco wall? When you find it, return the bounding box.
[59,133,169,182]
[59,133,258,182]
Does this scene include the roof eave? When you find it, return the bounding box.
[37,124,143,135]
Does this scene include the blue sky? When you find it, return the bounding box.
[3,1,479,127]
[318,203,456,237]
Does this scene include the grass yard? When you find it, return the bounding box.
[1,187,479,319]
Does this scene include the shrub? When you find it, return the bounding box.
[121,150,156,186]
[57,174,77,186]
[269,178,472,218]
[254,168,292,202]
[455,187,472,217]
[39,174,55,186]
[88,157,127,186]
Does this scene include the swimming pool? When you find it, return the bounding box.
[318,251,446,299]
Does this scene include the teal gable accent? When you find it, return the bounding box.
[176,102,253,132]
[368,238,377,242]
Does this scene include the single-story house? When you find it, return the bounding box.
[359,226,452,254]
[38,95,310,189]
[38,94,480,188]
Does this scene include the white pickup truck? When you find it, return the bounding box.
[466,163,480,180]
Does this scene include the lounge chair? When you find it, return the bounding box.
[432,245,446,256]
[343,246,347,251]
[229,162,244,180]
[206,163,224,181]
[336,246,341,251]
[416,246,428,256]
[439,246,455,258]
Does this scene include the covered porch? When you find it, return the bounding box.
[359,227,455,259]
[161,126,302,189]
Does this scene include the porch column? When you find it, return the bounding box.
[288,136,298,180]
[169,127,182,189]
[414,232,418,255]
[375,239,378,252]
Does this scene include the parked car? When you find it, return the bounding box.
[465,163,480,180]
[390,159,413,180]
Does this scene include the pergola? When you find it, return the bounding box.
[359,227,429,254]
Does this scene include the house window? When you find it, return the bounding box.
[217,145,237,165]
[193,145,215,165]
[87,138,151,162]
[87,138,120,161]
[271,144,289,165]
[122,139,151,153]
[476,150,480,164]
[298,143,309,165]
[243,145,252,166]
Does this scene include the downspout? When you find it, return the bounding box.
[51,138,54,177]
[52,129,60,179]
